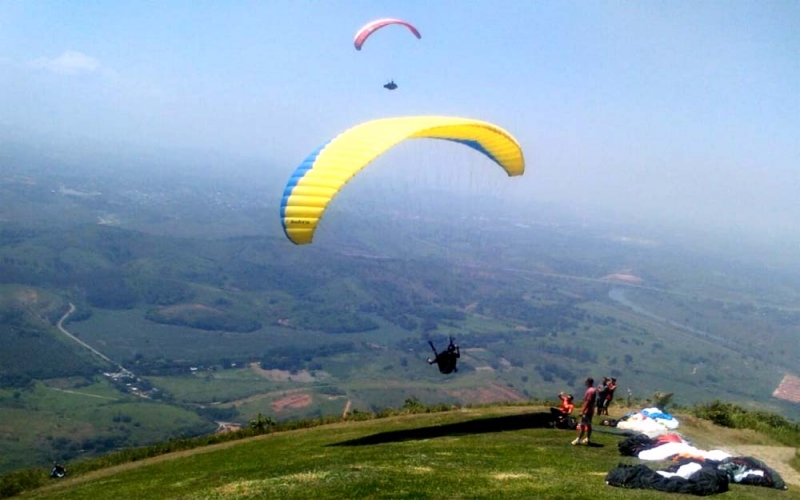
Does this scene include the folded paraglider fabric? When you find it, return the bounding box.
[716,456,788,490]
[638,442,731,462]
[618,433,656,457]
[605,462,729,496]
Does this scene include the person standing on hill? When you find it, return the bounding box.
[601,377,617,415]
[595,377,609,414]
[572,377,597,445]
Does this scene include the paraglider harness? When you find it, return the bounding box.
[50,462,67,479]
[552,413,578,430]
[427,336,460,374]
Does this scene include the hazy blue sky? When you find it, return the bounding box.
[1,1,798,242]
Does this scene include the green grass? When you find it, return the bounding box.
[621,287,800,360]
[6,170,800,488]
[20,406,800,500]
[0,379,214,473]
[148,368,292,405]
[66,305,359,368]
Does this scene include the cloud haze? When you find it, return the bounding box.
[0,1,797,251]
[28,50,100,75]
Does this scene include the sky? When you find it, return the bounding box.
[1,1,799,246]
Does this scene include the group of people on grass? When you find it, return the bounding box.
[550,376,617,445]
[427,336,622,447]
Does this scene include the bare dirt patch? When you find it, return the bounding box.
[493,473,532,480]
[249,362,319,383]
[446,383,524,405]
[773,374,800,404]
[602,273,643,285]
[215,421,242,434]
[462,302,478,313]
[48,388,116,400]
[271,393,312,413]
[342,400,352,418]
[161,303,219,314]
[14,289,38,305]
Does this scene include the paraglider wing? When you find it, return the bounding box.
[354,18,421,50]
[280,116,526,245]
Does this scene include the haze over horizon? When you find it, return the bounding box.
[2,1,798,252]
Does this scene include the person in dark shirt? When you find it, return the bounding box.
[600,377,617,415]
[596,377,609,414]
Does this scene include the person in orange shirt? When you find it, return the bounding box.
[550,391,574,427]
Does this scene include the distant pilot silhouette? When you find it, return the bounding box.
[427,336,460,374]
[384,80,398,90]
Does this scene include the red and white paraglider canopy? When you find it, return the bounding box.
[353,18,421,50]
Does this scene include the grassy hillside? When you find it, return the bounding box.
[19,405,800,500]
[2,220,800,473]
[0,285,107,386]
[4,159,800,477]
[3,222,793,414]
[0,378,214,473]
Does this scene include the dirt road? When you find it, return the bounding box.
[56,303,130,375]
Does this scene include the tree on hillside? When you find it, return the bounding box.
[249,413,275,432]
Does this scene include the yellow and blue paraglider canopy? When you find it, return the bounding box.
[280,116,526,245]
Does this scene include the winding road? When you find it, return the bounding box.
[56,302,131,376]
[607,287,731,346]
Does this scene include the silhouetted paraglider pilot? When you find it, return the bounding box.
[50,462,66,479]
[384,80,398,90]
[427,336,460,374]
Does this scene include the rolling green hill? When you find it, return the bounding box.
[3,158,800,476]
[0,285,106,386]
[15,405,800,499]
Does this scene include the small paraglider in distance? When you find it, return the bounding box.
[353,19,419,90]
[427,336,460,374]
[50,461,67,479]
[353,18,421,51]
